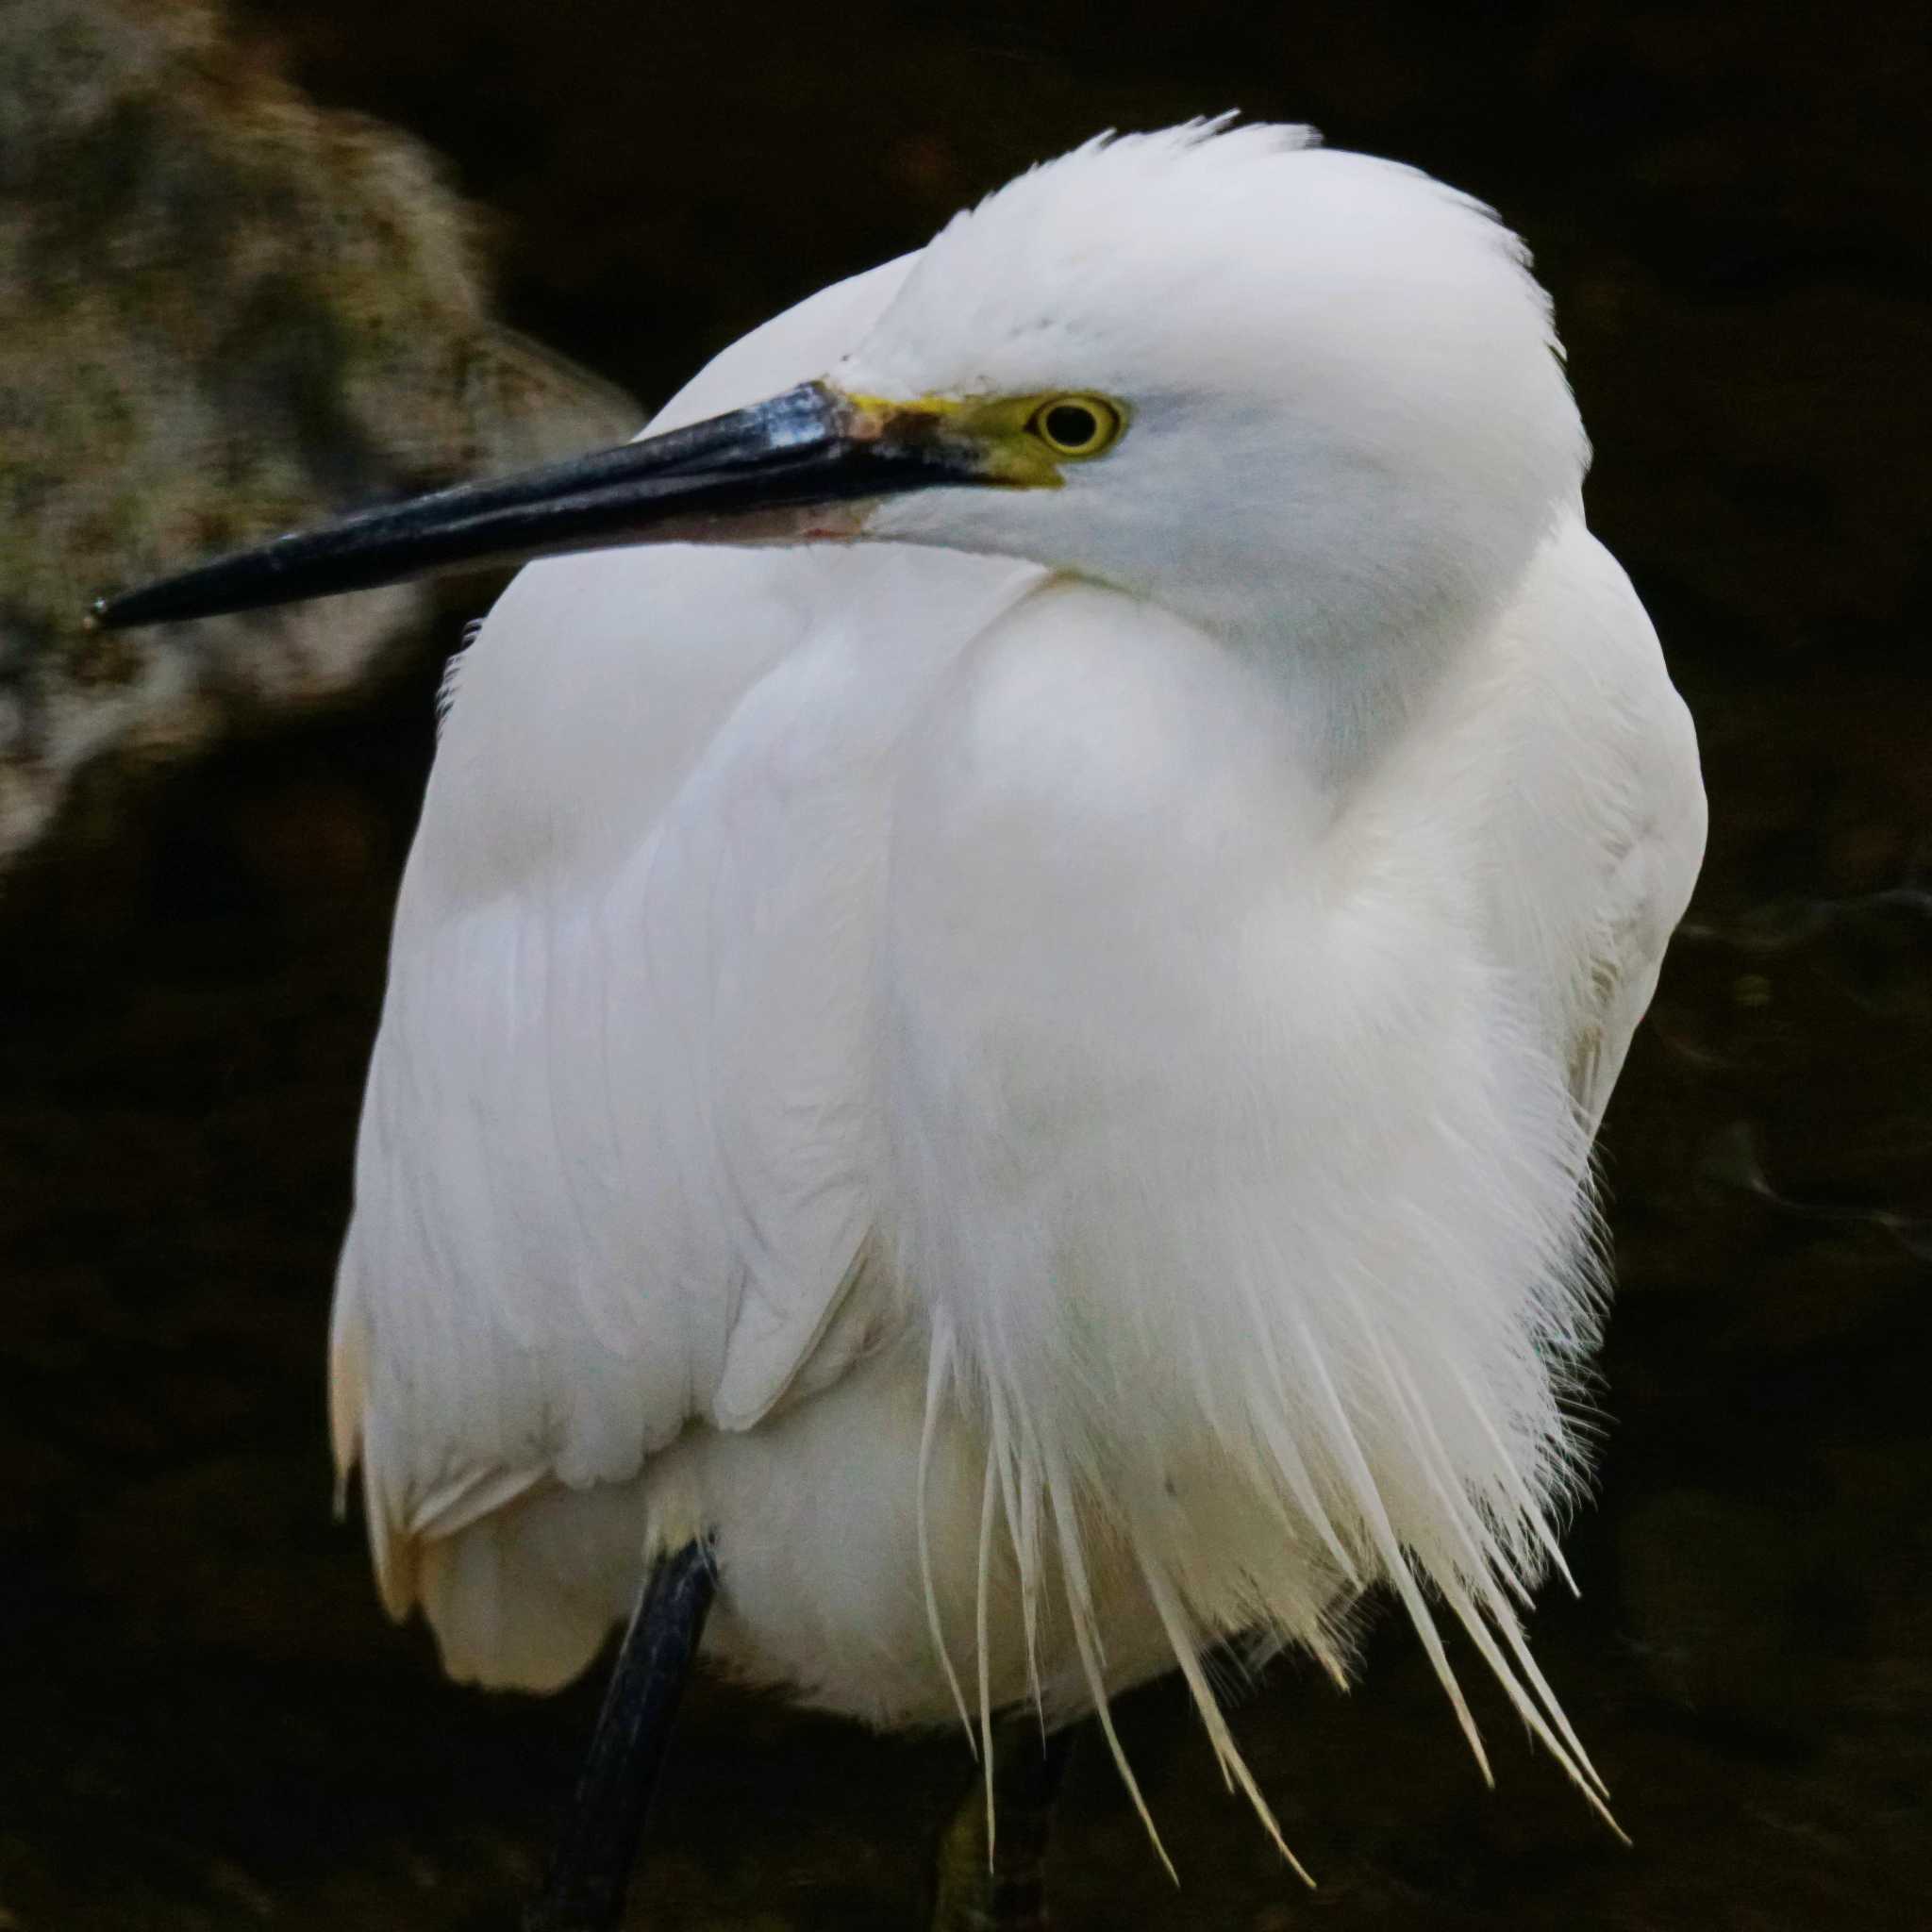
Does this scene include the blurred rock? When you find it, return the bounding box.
[0,0,637,869]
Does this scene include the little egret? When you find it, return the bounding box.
[97,122,1706,1928]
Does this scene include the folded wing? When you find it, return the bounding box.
[327,255,1037,1686]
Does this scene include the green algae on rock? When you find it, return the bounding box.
[0,0,637,870]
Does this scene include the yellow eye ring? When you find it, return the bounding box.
[1025,393,1126,459]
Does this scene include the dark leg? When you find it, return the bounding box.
[525,1539,716,1932]
[928,1720,1080,1931]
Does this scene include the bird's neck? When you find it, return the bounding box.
[1204,596,1490,802]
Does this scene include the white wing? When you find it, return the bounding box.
[329,256,1039,1682]
[1479,518,1706,1134]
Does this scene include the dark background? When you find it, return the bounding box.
[4,2,1929,1926]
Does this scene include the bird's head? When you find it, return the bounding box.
[94,122,1586,672]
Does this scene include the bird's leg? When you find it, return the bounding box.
[928,1721,1080,1932]
[524,1538,716,1932]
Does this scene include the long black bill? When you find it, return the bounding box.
[91,380,981,630]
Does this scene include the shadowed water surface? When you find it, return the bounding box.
[3,3,1926,1926]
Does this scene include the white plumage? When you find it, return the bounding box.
[327,123,1705,1859]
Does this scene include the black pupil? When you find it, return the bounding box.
[1043,402,1100,449]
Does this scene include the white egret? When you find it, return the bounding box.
[96,121,1706,1928]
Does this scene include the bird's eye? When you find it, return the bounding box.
[1026,394,1125,459]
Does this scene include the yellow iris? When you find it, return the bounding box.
[1025,394,1126,459]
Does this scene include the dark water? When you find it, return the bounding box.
[4,4,1928,1926]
